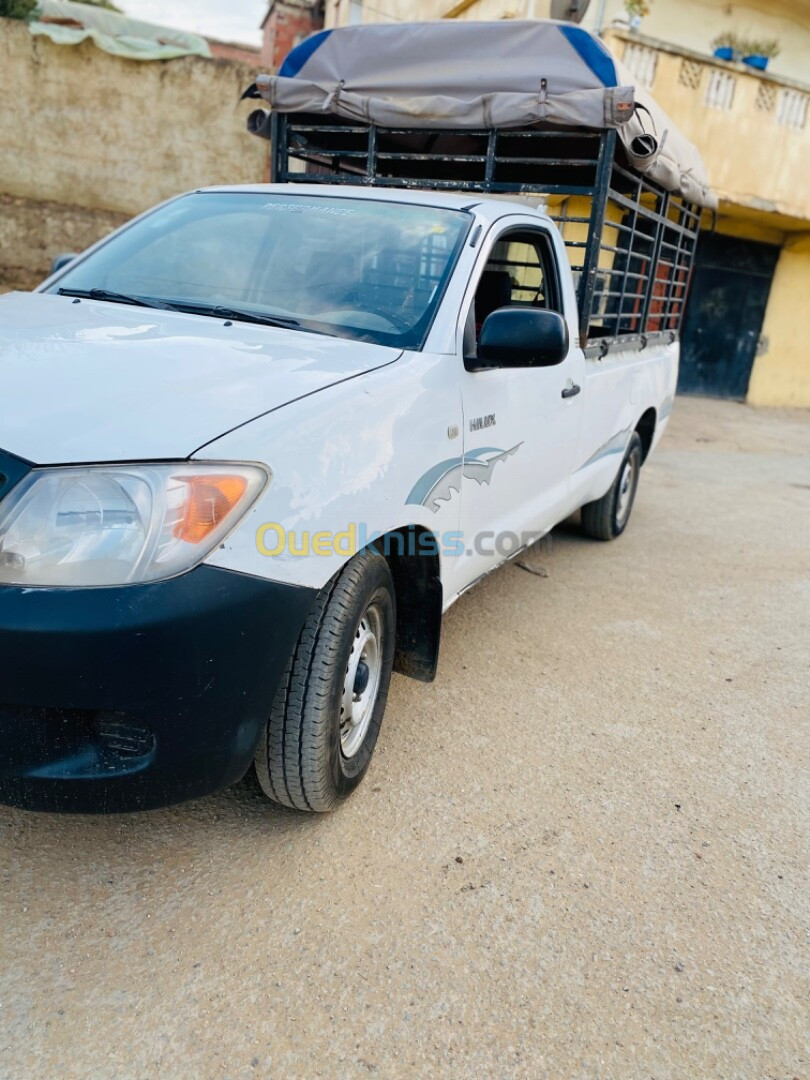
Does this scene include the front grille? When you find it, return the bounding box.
[93,714,155,759]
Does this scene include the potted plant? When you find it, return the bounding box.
[740,38,781,71]
[710,31,741,62]
[624,0,651,32]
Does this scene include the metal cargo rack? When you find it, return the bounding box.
[269,112,702,353]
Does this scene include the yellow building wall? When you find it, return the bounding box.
[747,234,810,407]
[604,33,810,224]
[582,0,810,85]
[714,215,786,247]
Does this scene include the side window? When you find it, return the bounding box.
[467,230,560,352]
[491,239,548,307]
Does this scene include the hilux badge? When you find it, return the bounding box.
[469,414,495,432]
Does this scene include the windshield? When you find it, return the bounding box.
[50,192,471,348]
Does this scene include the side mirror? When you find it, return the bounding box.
[470,308,570,371]
[50,252,79,275]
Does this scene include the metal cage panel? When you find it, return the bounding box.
[270,113,701,351]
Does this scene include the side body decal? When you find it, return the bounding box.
[574,425,631,474]
[406,444,523,513]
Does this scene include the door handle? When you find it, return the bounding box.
[561,383,581,399]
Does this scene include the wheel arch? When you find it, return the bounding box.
[368,524,443,683]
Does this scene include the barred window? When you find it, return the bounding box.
[777,89,809,131]
[704,70,736,111]
[622,43,659,89]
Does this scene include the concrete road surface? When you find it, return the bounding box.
[1,397,808,1080]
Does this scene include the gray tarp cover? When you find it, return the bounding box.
[251,19,716,210]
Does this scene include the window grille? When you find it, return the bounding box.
[622,43,659,89]
[705,70,736,111]
[755,83,777,112]
[678,60,703,90]
[777,89,808,131]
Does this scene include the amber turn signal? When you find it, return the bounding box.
[174,474,249,544]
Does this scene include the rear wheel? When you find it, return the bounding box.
[581,431,643,541]
[254,550,395,812]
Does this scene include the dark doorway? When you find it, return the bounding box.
[679,232,779,399]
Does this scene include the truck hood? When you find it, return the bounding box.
[0,293,400,464]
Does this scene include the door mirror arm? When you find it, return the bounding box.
[464,353,499,373]
[50,253,80,275]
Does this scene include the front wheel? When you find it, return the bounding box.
[580,431,643,541]
[254,550,396,812]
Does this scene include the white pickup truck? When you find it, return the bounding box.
[0,21,713,814]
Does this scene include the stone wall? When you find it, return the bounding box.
[0,194,128,291]
[0,17,267,287]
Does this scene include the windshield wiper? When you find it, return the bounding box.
[57,289,302,330]
[165,301,301,329]
[58,287,179,311]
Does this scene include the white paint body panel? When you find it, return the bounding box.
[0,291,398,463]
[1,183,678,609]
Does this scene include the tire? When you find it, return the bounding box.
[581,431,643,541]
[254,550,396,812]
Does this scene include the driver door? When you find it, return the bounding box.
[450,224,585,594]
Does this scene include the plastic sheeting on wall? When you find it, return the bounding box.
[30,0,211,61]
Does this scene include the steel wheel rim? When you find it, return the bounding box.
[616,454,637,525]
[340,603,383,759]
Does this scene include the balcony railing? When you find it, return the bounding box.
[603,29,810,224]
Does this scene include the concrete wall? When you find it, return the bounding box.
[0,193,128,291]
[0,17,267,287]
[748,234,810,407]
[208,39,262,66]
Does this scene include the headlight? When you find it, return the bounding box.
[0,463,268,587]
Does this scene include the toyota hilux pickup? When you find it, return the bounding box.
[0,20,714,813]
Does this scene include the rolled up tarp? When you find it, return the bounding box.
[247,108,274,141]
